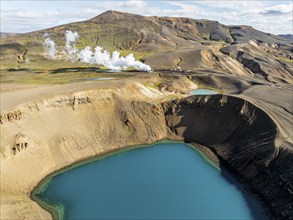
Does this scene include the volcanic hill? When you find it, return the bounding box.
[0,10,292,84]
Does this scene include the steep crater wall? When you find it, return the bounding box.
[163,95,293,219]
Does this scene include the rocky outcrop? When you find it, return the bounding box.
[0,110,22,124]
[12,133,29,155]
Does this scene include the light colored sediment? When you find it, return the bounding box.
[0,75,194,219]
[0,74,292,220]
[0,76,149,112]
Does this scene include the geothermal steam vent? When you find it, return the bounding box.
[44,30,152,71]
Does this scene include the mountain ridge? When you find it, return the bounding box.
[0,10,292,83]
[278,34,293,42]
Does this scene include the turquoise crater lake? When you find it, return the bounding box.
[36,143,266,220]
[190,89,218,95]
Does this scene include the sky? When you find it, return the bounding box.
[1,0,292,35]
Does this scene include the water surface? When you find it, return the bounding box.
[190,89,218,95]
[81,77,115,82]
[37,143,265,220]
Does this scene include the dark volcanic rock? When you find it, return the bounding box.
[236,52,269,79]
[278,34,293,42]
[163,95,293,219]
[229,26,290,46]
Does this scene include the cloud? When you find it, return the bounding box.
[163,1,292,34]
[0,8,87,32]
[123,0,146,9]
[13,11,60,19]
[1,0,292,35]
[258,3,293,15]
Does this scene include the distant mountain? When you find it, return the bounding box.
[278,34,293,42]
[0,10,292,83]
[0,32,20,38]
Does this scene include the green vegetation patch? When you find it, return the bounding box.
[0,64,134,84]
[275,56,293,64]
[144,81,162,89]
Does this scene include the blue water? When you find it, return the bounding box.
[38,143,262,220]
[87,77,115,80]
[190,89,218,95]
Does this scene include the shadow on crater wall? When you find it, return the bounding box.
[163,95,293,219]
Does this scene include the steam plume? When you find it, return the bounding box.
[43,33,56,58]
[43,30,151,72]
[65,30,79,59]
[77,46,151,71]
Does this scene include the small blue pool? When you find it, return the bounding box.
[190,89,218,95]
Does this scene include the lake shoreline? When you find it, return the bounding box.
[31,140,267,220]
[31,139,184,220]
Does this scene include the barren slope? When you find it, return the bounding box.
[1,11,292,83]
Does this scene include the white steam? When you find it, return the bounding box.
[43,33,56,58]
[43,30,151,72]
[65,30,79,59]
[77,46,151,71]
